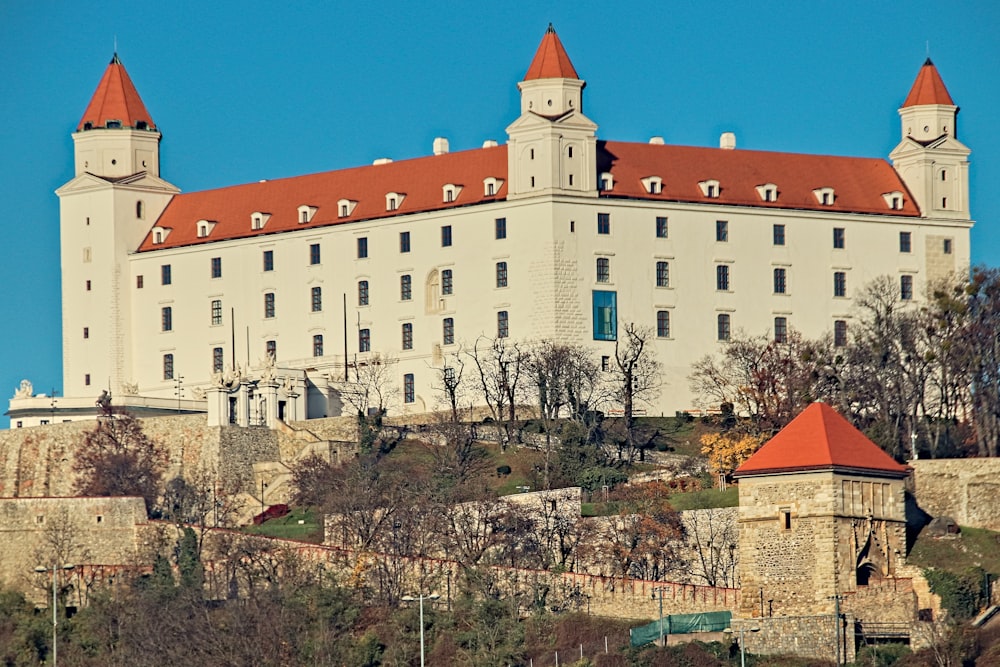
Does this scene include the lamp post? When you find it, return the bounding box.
[401,592,440,667]
[35,564,75,667]
[651,586,668,646]
[723,625,760,667]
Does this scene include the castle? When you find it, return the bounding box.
[8,26,972,426]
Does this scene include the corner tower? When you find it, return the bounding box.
[890,59,971,221]
[506,25,598,199]
[57,55,178,400]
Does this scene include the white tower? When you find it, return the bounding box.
[506,25,598,199]
[56,54,179,399]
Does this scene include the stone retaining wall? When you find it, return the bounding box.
[909,458,1000,530]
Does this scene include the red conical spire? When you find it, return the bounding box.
[902,58,955,108]
[77,54,156,132]
[524,24,579,81]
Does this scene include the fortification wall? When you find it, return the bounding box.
[909,458,1000,530]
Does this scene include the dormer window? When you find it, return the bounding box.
[337,199,357,218]
[196,219,217,238]
[641,176,663,195]
[298,205,318,223]
[151,226,170,245]
[250,212,271,230]
[813,187,835,206]
[882,191,904,211]
[599,172,614,192]
[106,120,122,129]
[483,177,504,197]
[386,192,406,211]
[756,184,778,202]
[698,180,721,198]
[442,184,463,203]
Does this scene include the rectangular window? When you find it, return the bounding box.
[656,261,669,288]
[773,268,787,294]
[311,286,322,312]
[597,212,610,235]
[834,320,848,347]
[137,275,144,289]
[596,257,610,283]
[899,231,912,253]
[601,356,610,372]
[403,373,415,403]
[400,274,412,301]
[211,257,222,278]
[161,264,171,285]
[833,227,845,249]
[657,310,670,338]
[264,292,275,318]
[266,340,276,359]
[310,243,321,265]
[441,225,452,247]
[592,290,617,341]
[834,271,847,298]
[313,334,324,357]
[716,265,730,291]
[84,374,91,386]
[441,269,453,295]
[83,327,89,339]
[496,261,508,288]
[86,280,91,291]
[263,250,274,271]
[161,306,172,332]
[900,274,914,301]
[442,317,455,345]
[495,217,507,239]
[211,299,222,325]
[357,237,368,258]
[359,328,371,353]
[400,231,410,253]
[716,220,728,242]
[656,217,668,238]
[213,347,224,372]
[402,322,413,350]
[358,280,369,306]
[943,238,953,254]
[497,310,509,338]
[773,224,785,246]
[717,313,731,341]
[774,317,788,344]
[163,353,174,380]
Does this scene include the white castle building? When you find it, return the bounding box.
[8,27,972,427]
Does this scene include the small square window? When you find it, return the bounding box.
[833,228,845,249]
[400,275,412,301]
[211,257,222,278]
[717,314,731,341]
[496,262,508,288]
[400,231,411,253]
[443,317,455,345]
[656,217,668,238]
[773,224,785,246]
[899,231,912,253]
[441,225,452,247]
[497,310,509,338]
[597,213,610,235]
[161,265,171,285]
[359,329,371,353]
[402,322,413,350]
[310,243,321,265]
[358,280,369,306]
[263,250,274,271]
[403,373,415,403]
[716,220,728,242]
[441,270,453,295]
[495,218,507,240]
[357,237,368,259]
[313,334,324,357]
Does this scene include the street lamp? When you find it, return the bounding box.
[401,592,440,667]
[35,564,75,667]
[651,586,669,646]
[723,625,760,667]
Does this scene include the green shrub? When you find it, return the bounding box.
[923,566,989,620]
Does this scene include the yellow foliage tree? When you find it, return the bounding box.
[700,432,766,488]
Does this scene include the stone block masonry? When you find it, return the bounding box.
[909,458,1000,531]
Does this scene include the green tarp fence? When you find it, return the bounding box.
[629,610,732,647]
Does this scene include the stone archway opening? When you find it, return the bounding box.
[856,561,882,587]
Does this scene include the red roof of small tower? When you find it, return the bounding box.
[734,402,909,478]
[524,24,579,80]
[77,54,156,132]
[902,58,955,108]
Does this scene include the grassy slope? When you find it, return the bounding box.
[907,525,1000,576]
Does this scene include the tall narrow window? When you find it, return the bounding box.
[357,237,368,258]
[136,200,144,219]
[773,224,785,246]
[441,269,453,295]
[310,243,321,265]
[592,291,617,341]
[495,218,507,239]
[264,292,275,318]
[86,280,91,291]
[716,265,730,291]
[834,272,847,298]
[83,327,89,339]
[656,217,668,238]
[597,213,610,235]
[313,334,324,357]
[400,231,411,253]
[403,374,415,403]
[400,275,412,301]
[716,220,729,242]
[266,340,276,359]
[656,261,669,288]
[402,322,413,350]
[442,317,455,345]
[496,261,508,288]
[657,310,670,338]
[211,257,222,278]
[497,310,509,338]
[900,274,914,301]
[263,250,274,271]
[163,354,174,380]
[358,280,369,306]
[136,275,144,289]
[441,225,452,247]
[311,286,322,312]
[943,238,953,254]
[161,265,171,285]
[834,320,848,347]
[899,231,912,253]
[596,258,610,283]
[774,317,788,344]
[773,268,787,294]
[717,314,731,341]
[833,228,845,249]
[359,329,371,353]
[213,347,224,372]
[161,306,172,332]
[211,299,222,325]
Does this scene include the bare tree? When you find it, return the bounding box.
[960,266,1000,457]
[331,353,400,453]
[430,350,468,423]
[610,323,663,462]
[466,336,530,450]
[683,508,739,587]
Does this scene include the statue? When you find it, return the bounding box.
[190,386,207,400]
[13,380,33,399]
[121,381,139,396]
[96,390,112,411]
[259,354,277,383]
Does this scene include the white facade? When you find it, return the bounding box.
[15,35,973,427]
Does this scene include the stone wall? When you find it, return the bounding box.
[909,458,1000,530]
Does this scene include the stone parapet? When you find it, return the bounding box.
[909,458,1000,530]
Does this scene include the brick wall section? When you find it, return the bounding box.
[909,458,1000,531]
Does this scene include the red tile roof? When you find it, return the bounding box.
[77,54,156,132]
[524,24,579,81]
[141,140,919,251]
[902,58,955,108]
[734,403,909,478]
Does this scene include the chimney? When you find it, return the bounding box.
[720,132,736,150]
[433,137,450,155]
[649,136,665,145]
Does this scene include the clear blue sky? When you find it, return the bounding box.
[1,1,998,407]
